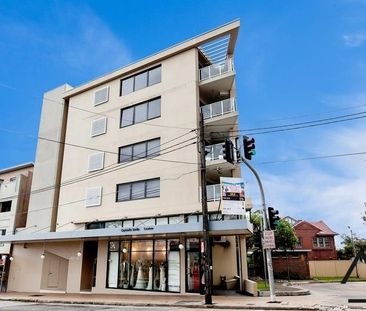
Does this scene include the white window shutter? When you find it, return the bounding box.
[94,86,109,106]
[91,117,107,137]
[88,152,105,172]
[85,187,102,207]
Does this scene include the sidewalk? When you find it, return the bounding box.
[0,291,321,310]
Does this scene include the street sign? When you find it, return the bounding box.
[263,230,276,249]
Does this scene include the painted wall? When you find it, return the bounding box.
[56,49,201,230]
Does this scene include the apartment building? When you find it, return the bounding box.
[2,20,253,295]
[0,163,33,289]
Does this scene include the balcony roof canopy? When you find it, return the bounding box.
[63,20,240,99]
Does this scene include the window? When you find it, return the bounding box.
[94,86,109,106]
[85,187,102,207]
[116,178,160,202]
[120,66,161,96]
[313,237,330,248]
[119,138,160,163]
[0,229,5,236]
[88,152,105,172]
[120,97,161,127]
[91,117,107,137]
[0,201,11,213]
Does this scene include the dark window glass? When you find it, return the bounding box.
[132,181,145,200]
[134,103,148,124]
[0,201,11,213]
[148,98,161,119]
[116,179,160,202]
[117,184,131,201]
[119,146,133,163]
[86,222,105,230]
[121,107,134,127]
[146,179,160,198]
[147,139,160,156]
[121,77,134,96]
[134,71,148,91]
[133,142,147,160]
[148,66,161,86]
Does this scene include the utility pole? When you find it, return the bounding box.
[241,157,276,302]
[199,113,212,305]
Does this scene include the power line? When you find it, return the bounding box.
[0,137,198,201]
[255,151,366,165]
[206,110,366,132]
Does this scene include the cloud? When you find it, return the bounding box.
[247,123,366,247]
[342,33,366,47]
[0,4,132,77]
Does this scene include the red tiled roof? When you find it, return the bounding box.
[310,221,338,236]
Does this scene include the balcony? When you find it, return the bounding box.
[200,58,234,81]
[202,98,238,134]
[199,58,235,101]
[205,143,224,162]
[205,142,238,179]
[207,184,220,202]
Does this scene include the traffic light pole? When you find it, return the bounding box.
[199,113,213,305]
[241,157,276,302]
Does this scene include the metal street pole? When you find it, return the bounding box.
[348,226,359,278]
[199,113,212,305]
[241,157,276,302]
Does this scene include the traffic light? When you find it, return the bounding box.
[268,207,280,230]
[243,136,256,160]
[222,139,234,164]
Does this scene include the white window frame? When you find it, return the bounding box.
[93,86,109,106]
[91,117,107,137]
[88,152,105,172]
[85,186,103,207]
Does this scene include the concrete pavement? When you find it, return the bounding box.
[0,282,365,310]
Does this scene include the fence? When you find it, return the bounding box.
[309,260,366,278]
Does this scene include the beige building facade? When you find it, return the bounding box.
[2,20,254,295]
[0,163,33,290]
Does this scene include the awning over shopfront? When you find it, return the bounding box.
[0,219,252,244]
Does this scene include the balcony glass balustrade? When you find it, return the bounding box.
[202,98,236,120]
[200,58,234,81]
[206,184,221,202]
[205,143,224,162]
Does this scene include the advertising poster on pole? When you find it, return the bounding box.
[220,177,246,215]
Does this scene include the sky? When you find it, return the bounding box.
[0,0,366,245]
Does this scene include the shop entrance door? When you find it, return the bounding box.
[186,238,203,293]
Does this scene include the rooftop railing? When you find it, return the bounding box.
[200,58,234,81]
[202,98,237,120]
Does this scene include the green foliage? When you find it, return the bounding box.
[274,219,298,250]
[338,234,366,259]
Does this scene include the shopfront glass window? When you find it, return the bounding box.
[130,240,153,289]
[186,238,202,293]
[107,241,119,288]
[118,241,131,289]
[167,239,180,292]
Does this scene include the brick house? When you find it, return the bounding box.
[272,218,337,279]
[293,220,338,260]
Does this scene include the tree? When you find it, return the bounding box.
[338,234,366,260]
[274,219,298,281]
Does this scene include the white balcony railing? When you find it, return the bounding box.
[200,58,234,81]
[205,143,224,162]
[207,184,221,202]
[202,98,237,120]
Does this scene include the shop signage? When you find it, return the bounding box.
[220,177,246,215]
[121,226,155,233]
[262,230,276,249]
